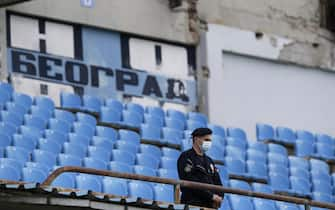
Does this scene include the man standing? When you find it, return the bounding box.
[177,128,223,208]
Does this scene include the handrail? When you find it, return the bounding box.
[42,166,335,210]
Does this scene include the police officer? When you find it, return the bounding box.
[177,128,223,208]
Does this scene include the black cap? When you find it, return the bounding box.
[191,127,212,138]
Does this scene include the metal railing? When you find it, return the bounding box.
[41,166,335,210]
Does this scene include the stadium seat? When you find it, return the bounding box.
[25,162,50,172]
[140,124,161,141]
[0,133,12,148]
[224,157,246,175]
[311,170,331,183]
[227,127,247,140]
[158,168,179,179]
[289,167,310,182]
[229,179,251,191]
[312,191,333,203]
[87,146,111,163]
[269,172,290,192]
[52,173,75,188]
[44,130,67,144]
[125,102,144,117]
[161,147,180,159]
[12,92,33,110]
[295,139,314,157]
[133,165,157,177]
[60,92,82,109]
[19,125,43,142]
[165,117,185,131]
[160,157,177,170]
[268,143,288,156]
[100,106,122,124]
[226,137,247,150]
[111,149,136,165]
[83,157,107,170]
[104,98,123,112]
[144,114,164,127]
[166,109,186,123]
[310,159,329,174]
[181,139,192,151]
[34,96,55,112]
[246,160,267,179]
[5,102,26,117]
[248,141,268,153]
[252,183,273,193]
[145,106,165,120]
[5,146,31,166]
[256,123,275,141]
[247,149,267,163]
[161,127,183,145]
[68,133,91,147]
[187,112,208,125]
[48,118,71,133]
[268,152,289,166]
[57,154,82,167]
[154,184,174,203]
[139,144,162,158]
[296,130,315,142]
[95,126,117,140]
[0,122,17,137]
[312,179,332,195]
[0,90,11,107]
[186,120,206,130]
[225,146,246,161]
[122,110,142,127]
[118,129,141,145]
[63,142,87,158]
[268,164,289,177]
[21,167,47,183]
[128,181,154,200]
[32,149,57,167]
[0,164,20,181]
[289,176,311,196]
[91,136,114,150]
[76,112,97,127]
[276,201,301,210]
[253,198,277,210]
[115,140,139,154]
[207,124,225,138]
[0,82,13,95]
[288,156,309,171]
[75,174,102,192]
[1,110,23,127]
[109,161,133,173]
[207,146,225,162]
[315,142,334,159]
[216,165,229,185]
[136,153,160,169]
[53,109,76,124]
[12,134,36,151]
[229,195,254,210]
[82,95,101,112]
[72,122,95,138]
[24,114,47,130]
[102,177,128,196]
[30,106,53,122]
[315,133,333,145]
[276,126,296,143]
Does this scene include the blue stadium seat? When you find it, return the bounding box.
[165,117,185,131]
[76,112,97,127]
[161,147,181,159]
[48,118,71,133]
[268,164,289,177]
[0,165,20,181]
[100,106,122,124]
[224,157,246,175]
[68,133,91,147]
[53,109,76,124]
[248,141,268,153]
[268,152,289,166]
[229,179,251,190]
[311,170,331,183]
[104,98,123,112]
[144,114,164,127]
[288,156,309,171]
[87,146,111,163]
[211,135,226,149]
[315,142,334,159]
[5,146,31,166]
[296,130,315,142]
[24,114,47,130]
[312,179,332,195]
[310,159,329,174]
[122,110,142,127]
[225,146,246,161]
[91,136,114,150]
[12,134,36,151]
[227,127,247,140]
[52,173,76,188]
[139,144,162,158]
[103,177,128,196]
[30,106,53,121]
[0,157,23,171]
[34,96,55,112]
[289,176,311,196]
[269,172,290,192]
[207,124,225,138]
[44,129,67,144]
[229,195,254,210]
[72,122,95,138]
[161,127,183,145]
[5,102,26,117]
[21,167,47,183]
[247,149,267,163]
[95,126,117,141]
[125,102,144,117]
[276,201,301,210]
[82,95,102,112]
[206,146,225,162]
[19,125,43,142]
[111,149,136,165]
[0,82,13,96]
[268,143,288,156]
[216,165,229,185]
[83,157,107,170]
[315,133,333,145]
[25,161,50,172]
[276,126,296,143]
[253,198,277,210]
[187,112,208,125]
[133,165,157,177]
[295,139,314,157]
[158,168,178,179]
[128,181,154,200]
[57,154,82,167]
[166,109,186,123]
[0,122,17,137]
[160,157,177,170]
[289,167,310,182]
[154,184,174,203]
[186,120,206,130]
[256,123,275,141]
[60,92,82,109]
[312,192,333,203]
[252,183,273,194]
[0,133,12,147]
[226,137,247,150]
[0,110,23,127]
[0,90,11,107]
[12,92,32,110]
[181,139,192,151]
[118,129,141,145]
[145,106,165,120]
[63,142,87,158]
[246,160,267,179]
[76,174,102,192]
[109,161,133,173]
[115,140,139,154]
[32,149,57,167]
[136,153,160,169]
[140,124,161,141]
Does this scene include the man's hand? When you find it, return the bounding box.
[212,194,223,208]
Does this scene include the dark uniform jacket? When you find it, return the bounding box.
[177,148,224,208]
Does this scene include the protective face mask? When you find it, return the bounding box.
[201,141,212,153]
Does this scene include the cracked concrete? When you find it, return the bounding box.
[198,0,335,71]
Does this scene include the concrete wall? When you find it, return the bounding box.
[198,0,335,71]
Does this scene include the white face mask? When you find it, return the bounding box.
[201,141,212,153]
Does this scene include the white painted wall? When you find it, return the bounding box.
[206,24,335,139]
